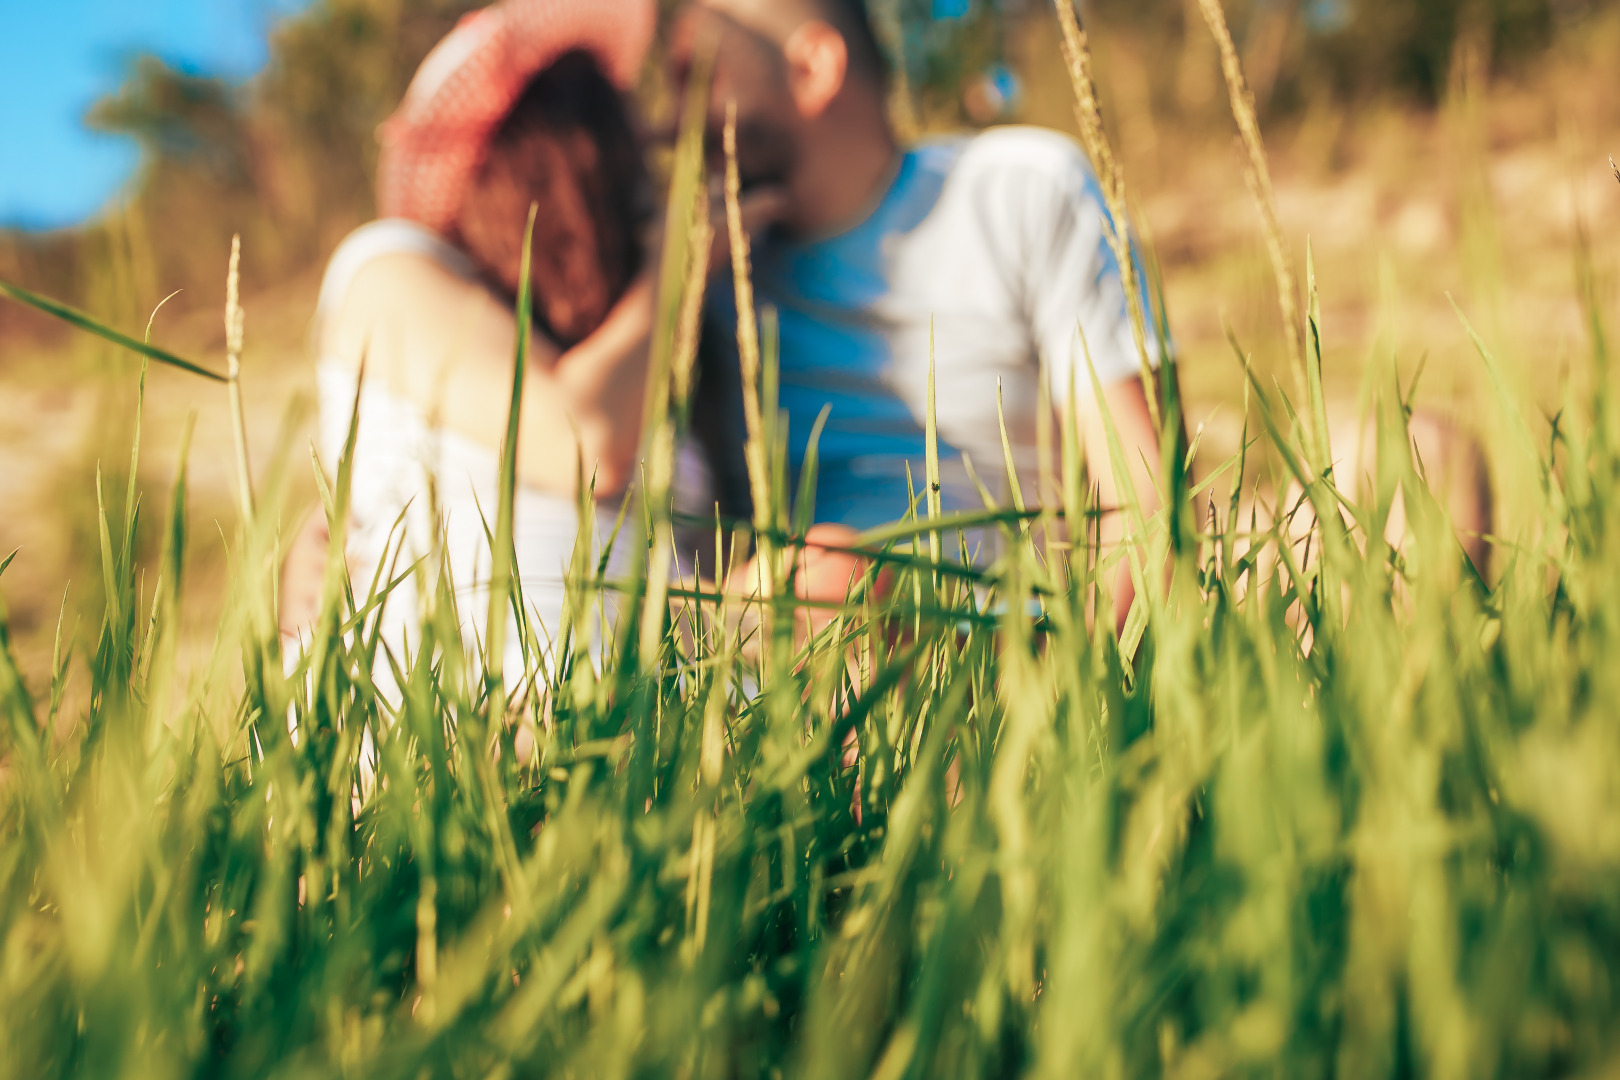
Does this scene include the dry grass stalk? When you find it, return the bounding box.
[670,192,713,412]
[224,234,255,524]
[1195,0,1307,398]
[1050,0,1162,433]
[639,178,712,667]
[724,102,773,540]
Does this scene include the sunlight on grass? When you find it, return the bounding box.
[3,4,1620,1077]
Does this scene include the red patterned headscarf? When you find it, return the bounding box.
[377,0,657,235]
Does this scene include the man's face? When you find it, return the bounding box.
[670,5,802,193]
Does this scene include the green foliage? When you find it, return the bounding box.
[923,0,1610,120]
[0,279,224,382]
[3,3,1620,1076]
[1284,0,1566,101]
[90,59,253,183]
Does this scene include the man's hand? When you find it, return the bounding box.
[1071,375,1164,631]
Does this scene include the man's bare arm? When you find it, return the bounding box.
[1068,375,1164,630]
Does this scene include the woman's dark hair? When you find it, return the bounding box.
[456,49,650,347]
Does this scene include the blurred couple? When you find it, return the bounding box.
[282,0,1166,669]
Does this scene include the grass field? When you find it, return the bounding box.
[4,6,1620,1078]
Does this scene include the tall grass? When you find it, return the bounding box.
[4,7,1620,1079]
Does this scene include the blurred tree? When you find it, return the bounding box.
[85,58,268,298]
[255,0,483,255]
[1299,0,1558,101]
[1083,0,1584,108]
[89,59,252,184]
[1,0,480,317]
[894,0,1604,129]
[872,0,1025,126]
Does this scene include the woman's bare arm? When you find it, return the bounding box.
[323,253,653,498]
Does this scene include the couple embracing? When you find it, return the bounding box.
[284,0,1165,673]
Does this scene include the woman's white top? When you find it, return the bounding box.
[313,219,627,683]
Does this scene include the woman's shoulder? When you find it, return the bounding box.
[343,245,490,316]
[317,220,518,374]
[316,220,487,346]
[318,219,479,311]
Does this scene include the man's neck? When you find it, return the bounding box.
[783,99,900,239]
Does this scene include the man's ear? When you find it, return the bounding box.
[781,20,848,119]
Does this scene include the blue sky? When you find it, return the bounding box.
[0,0,314,231]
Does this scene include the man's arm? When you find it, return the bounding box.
[1002,135,1166,629]
[1068,374,1163,631]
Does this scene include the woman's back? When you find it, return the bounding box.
[282,1,660,679]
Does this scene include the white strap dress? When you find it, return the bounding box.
[312,219,629,686]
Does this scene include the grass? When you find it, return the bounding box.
[4,9,1620,1080]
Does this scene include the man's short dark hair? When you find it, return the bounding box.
[810,0,889,86]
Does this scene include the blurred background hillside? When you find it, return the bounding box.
[1,0,1618,686]
[5,0,1614,330]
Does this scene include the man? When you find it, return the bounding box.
[675,0,1165,621]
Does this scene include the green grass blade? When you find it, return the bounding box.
[0,278,226,382]
[486,203,539,704]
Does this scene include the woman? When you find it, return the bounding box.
[282,0,659,679]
